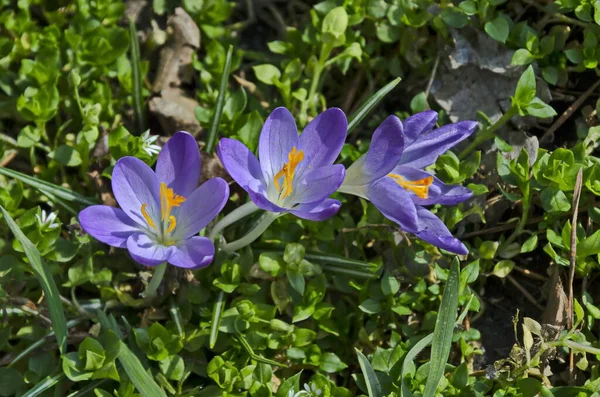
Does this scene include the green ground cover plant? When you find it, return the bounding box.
[2,0,600,396]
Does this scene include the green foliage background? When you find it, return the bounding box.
[2,0,600,396]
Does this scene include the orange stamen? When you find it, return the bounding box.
[388,173,434,199]
[274,147,304,199]
[141,204,156,229]
[141,183,186,234]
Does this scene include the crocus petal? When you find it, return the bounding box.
[361,115,404,181]
[413,206,468,255]
[155,131,201,196]
[258,107,299,181]
[289,199,341,221]
[112,157,161,227]
[392,165,473,206]
[217,138,264,192]
[297,108,347,170]
[293,164,346,204]
[126,233,175,267]
[368,177,419,232]
[247,179,287,213]
[399,121,478,169]
[172,177,230,240]
[168,236,215,269]
[79,206,140,248]
[402,110,438,146]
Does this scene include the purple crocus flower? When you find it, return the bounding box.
[338,111,477,255]
[79,132,229,268]
[216,107,347,221]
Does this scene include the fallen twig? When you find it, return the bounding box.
[539,79,600,144]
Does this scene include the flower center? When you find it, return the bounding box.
[273,147,304,199]
[388,173,433,199]
[141,182,186,239]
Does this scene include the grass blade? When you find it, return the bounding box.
[205,45,234,153]
[398,333,434,397]
[96,311,165,396]
[9,319,83,367]
[209,290,226,348]
[118,341,167,397]
[347,77,401,134]
[0,205,68,354]
[22,373,64,397]
[355,348,382,397]
[0,166,97,206]
[129,19,146,133]
[423,258,460,397]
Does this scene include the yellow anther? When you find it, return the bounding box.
[166,215,177,234]
[273,147,304,199]
[141,204,156,229]
[388,173,434,199]
[141,182,186,235]
[159,182,186,221]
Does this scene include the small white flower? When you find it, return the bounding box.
[36,210,60,230]
[141,130,161,157]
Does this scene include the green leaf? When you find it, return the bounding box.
[512,48,535,65]
[118,341,166,396]
[209,291,226,349]
[319,352,347,373]
[540,187,571,213]
[525,97,557,118]
[577,230,600,258]
[355,349,382,397]
[206,45,234,153]
[253,64,281,85]
[49,145,82,167]
[513,65,536,109]
[359,299,382,314]
[129,19,146,133]
[485,17,509,43]
[322,7,348,38]
[492,260,515,278]
[0,166,97,206]
[423,258,460,396]
[399,333,434,397]
[347,77,401,133]
[442,7,468,28]
[521,234,539,253]
[276,372,302,397]
[287,269,305,295]
[160,355,185,381]
[494,136,513,152]
[0,205,67,354]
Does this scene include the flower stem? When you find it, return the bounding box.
[299,42,334,125]
[221,212,278,252]
[458,106,517,160]
[208,201,260,241]
[502,182,531,248]
[141,262,167,298]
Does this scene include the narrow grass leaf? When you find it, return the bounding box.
[355,348,382,397]
[66,379,110,397]
[1,205,68,354]
[209,290,226,348]
[423,258,461,397]
[9,319,82,367]
[206,45,234,153]
[0,166,97,206]
[21,373,64,397]
[348,77,401,134]
[118,341,167,397]
[129,19,146,133]
[399,333,434,397]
